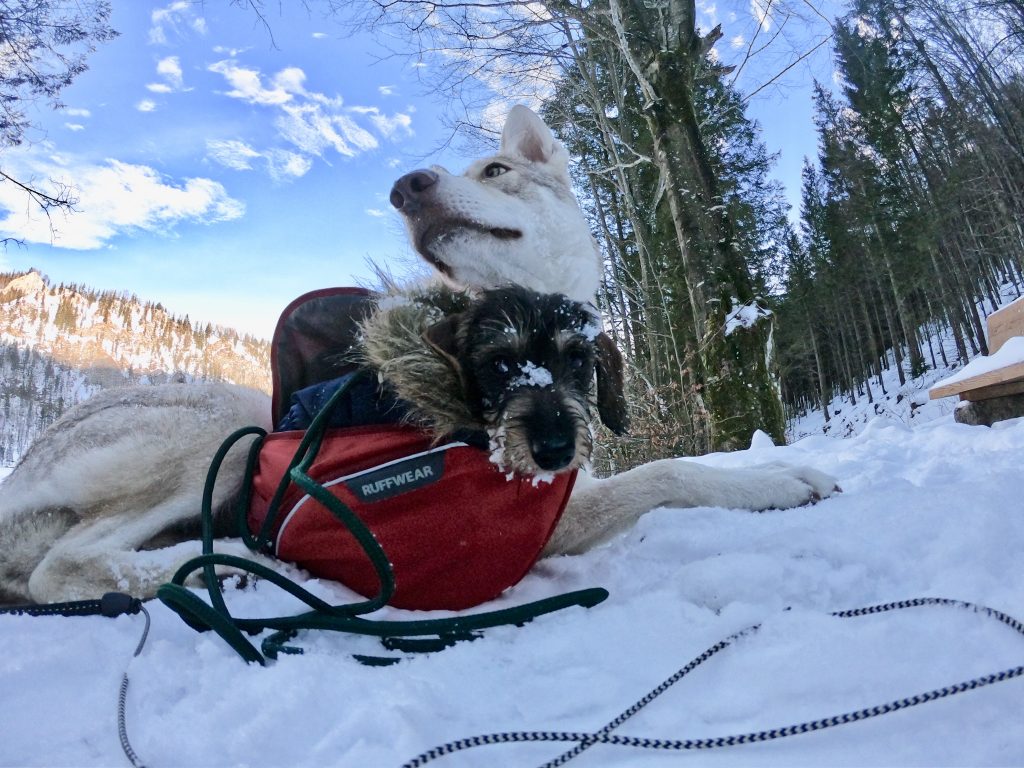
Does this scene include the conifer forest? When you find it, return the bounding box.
[550,0,1024,459]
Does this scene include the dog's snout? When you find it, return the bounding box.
[390,169,439,210]
[530,435,575,472]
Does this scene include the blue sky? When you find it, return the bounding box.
[0,1,837,340]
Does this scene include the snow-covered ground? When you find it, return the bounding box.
[2,411,1023,767]
[4,285,1023,767]
[789,285,1023,442]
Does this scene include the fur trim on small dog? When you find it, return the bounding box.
[356,284,480,438]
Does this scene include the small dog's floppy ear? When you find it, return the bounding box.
[595,332,629,435]
[422,313,464,382]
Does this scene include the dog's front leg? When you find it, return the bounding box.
[545,459,839,555]
[27,504,210,603]
[27,508,283,603]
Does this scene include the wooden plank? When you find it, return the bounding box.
[929,358,1024,400]
[958,378,1024,402]
[988,296,1024,354]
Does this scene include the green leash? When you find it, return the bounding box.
[158,373,608,665]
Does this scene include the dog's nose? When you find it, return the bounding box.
[390,169,439,210]
[530,436,575,472]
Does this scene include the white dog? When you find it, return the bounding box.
[0,106,837,605]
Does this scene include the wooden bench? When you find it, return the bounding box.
[929,296,1024,425]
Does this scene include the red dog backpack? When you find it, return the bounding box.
[159,288,607,664]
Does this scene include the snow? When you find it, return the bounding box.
[4,283,1024,766]
[514,361,554,388]
[3,413,1024,767]
[931,336,1024,390]
[725,299,771,336]
[787,286,1024,441]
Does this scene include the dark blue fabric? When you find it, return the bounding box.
[276,372,408,432]
[276,370,490,450]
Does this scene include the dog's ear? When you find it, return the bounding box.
[595,332,629,435]
[501,105,569,171]
[422,313,465,382]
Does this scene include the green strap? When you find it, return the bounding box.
[161,551,608,665]
[197,425,267,618]
[158,371,608,664]
[156,582,265,664]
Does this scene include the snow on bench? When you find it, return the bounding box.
[930,296,1024,402]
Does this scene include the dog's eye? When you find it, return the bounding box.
[568,350,589,370]
[483,163,510,179]
[490,355,512,375]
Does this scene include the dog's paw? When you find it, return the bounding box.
[174,540,278,591]
[743,462,841,509]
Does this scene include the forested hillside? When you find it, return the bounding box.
[776,0,1024,426]
[0,270,270,465]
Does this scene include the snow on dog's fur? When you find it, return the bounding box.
[0,106,838,605]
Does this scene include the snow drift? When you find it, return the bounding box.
[1,411,1023,766]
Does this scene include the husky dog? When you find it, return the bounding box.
[389,105,601,304]
[0,105,838,605]
[0,384,272,603]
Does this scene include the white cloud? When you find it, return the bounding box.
[150,1,206,45]
[65,107,91,118]
[65,123,85,132]
[731,34,746,49]
[365,209,386,217]
[136,99,157,112]
[372,111,413,138]
[276,104,378,157]
[378,85,395,96]
[146,55,188,97]
[157,56,185,89]
[266,150,312,179]
[207,60,415,176]
[206,140,312,181]
[348,105,412,139]
[699,1,718,27]
[312,32,328,39]
[213,45,249,57]
[751,0,772,31]
[206,139,262,171]
[209,60,294,105]
[0,155,244,249]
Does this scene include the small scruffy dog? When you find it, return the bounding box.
[358,284,627,475]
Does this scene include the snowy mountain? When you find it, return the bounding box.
[0,269,270,465]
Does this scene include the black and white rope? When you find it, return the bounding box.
[117,604,151,768]
[400,597,1024,768]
